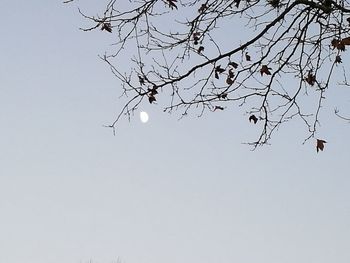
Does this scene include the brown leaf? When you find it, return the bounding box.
[148,86,158,96]
[198,4,207,13]
[331,39,340,49]
[245,52,251,61]
[228,61,238,68]
[214,65,225,79]
[316,139,327,152]
[214,106,224,111]
[249,114,258,124]
[340,37,350,45]
[193,32,200,45]
[305,71,316,86]
[331,39,346,51]
[219,93,228,99]
[337,42,346,51]
[233,0,241,8]
[268,0,281,8]
[226,77,234,85]
[101,23,112,33]
[215,65,225,74]
[335,55,342,64]
[166,0,178,9]
[260,65,272,76]
[197,46,204,53]
[148,95,156,104]
[228,69,235,78]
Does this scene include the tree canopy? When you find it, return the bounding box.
[69,0,350,148]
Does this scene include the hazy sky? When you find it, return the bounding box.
[1,1,349,263]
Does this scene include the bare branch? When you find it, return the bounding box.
[71,0,350,147]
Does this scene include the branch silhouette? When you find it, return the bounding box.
[73,0,350,148]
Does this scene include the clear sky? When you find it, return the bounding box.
[0,1,349,263]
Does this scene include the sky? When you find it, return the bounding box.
[0,1,350,263]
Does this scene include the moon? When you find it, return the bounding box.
[139,111,149,123]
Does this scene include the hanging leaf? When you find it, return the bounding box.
[228,61,238,68]
[198,4,207,13]
[228,69,235,78]
[331,39,340,49]
[331,39,346,51]
[249,115,258,124]
[214,65,225,79]
[148,95,156,104]
[219,93,228,99]
[268,0,281,8]
[226,69,234,85]
[305,71,316,86]
[226,77,234,85]
[335,55,342,64]
[316,139,327,152]
[245,52,251,61]
[214,106,224,111]
[166,0,178,9]
[101,22,112,33]
[260,65,272,76]
[337,42,346,51]
[215,65,225,74]
[233,0,241,8]
[197,46,204,53]
[148,86,158,96]
[340,37,350,45]
[193,32,200,45]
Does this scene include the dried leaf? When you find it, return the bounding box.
[335,55,342,64]
[219,93,228,99]
[260,65,272,76]
[337,42,346,51]
[148,87,158,96]
[233,0,241,8]
[148,95,156,104]
[331,39,340,49]
[166,0,178,9]
[193,32,200,45]
[214,106,224,111]
[228,61,238,68]
[268,0,281,8]
[198,4,207,13]
[193,32,200,38]
[249,114,258,124]
[305,72,316,86]
[316,139,327,152]
[215,65,225,74]
[214,65,225,79]
[340,37,350,45]
[245,52,251,61]
[101,23,112,33]
[197,46,204,53]
[228,69,235,78]
[331,39,346,51]
[226,77,234,85]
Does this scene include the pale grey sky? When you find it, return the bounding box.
[0,1,349,263]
